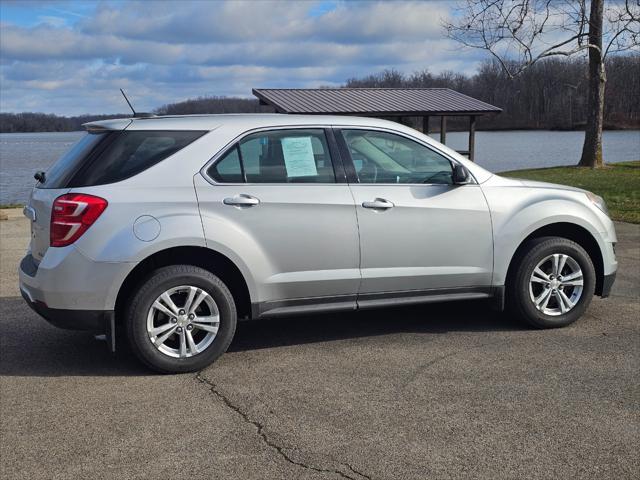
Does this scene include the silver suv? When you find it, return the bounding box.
[19,114,617,373]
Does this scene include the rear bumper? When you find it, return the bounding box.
[18,248,132,311]
[600,272,616,298]
[21,287,116,352]
[19,248,127,352]
[21,287,112,331]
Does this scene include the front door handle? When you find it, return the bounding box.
[223,194,260,207]
[362,198,394,210]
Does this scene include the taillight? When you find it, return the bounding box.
[50,193,108,247]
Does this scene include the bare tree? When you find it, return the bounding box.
[444,0,639,168]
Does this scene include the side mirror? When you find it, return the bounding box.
[452,164,470,184]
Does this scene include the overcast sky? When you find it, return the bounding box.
[0,0,487,115]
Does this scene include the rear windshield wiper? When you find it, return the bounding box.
[34,171,46,183]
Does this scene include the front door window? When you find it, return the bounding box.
[341,129,453,185]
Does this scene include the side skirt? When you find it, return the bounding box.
[252,287,494,319]
[358,287,492,310]
[253,295,357,319]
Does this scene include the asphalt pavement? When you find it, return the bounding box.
[1,209,638,479]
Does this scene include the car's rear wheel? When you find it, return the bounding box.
[508,237,596,328]
[126,265,237,373]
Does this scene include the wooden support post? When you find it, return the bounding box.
[440,116,447,144]
[422,116,430,135]
[468,116,476,162]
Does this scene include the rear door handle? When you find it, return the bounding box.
[223,194,260,207]
[362,198,394,210]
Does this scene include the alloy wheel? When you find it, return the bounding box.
[529,253,584,316]
[146,285,220,358]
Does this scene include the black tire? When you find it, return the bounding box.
[507,236,596,329]
[126,265,237,373]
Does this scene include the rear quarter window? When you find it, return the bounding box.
[40,132,108,189]
[41,130,206,188]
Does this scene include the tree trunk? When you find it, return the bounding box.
[579,0,605,168]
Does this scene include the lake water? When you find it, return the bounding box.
[1,129,638,204]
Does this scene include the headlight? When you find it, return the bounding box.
[586,192,609,217]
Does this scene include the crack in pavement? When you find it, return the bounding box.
[402,350,461,389]
[402,340,502,391]
[195,373,372,480]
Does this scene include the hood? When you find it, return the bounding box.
[487,174,587,193]
[512,178,587,193]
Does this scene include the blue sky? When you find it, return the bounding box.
[0,0,486,115]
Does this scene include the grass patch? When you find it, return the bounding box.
[499,161,640,223]
[0,203,23,209]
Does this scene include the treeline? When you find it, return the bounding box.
[345,56,640,131]
[155,95,261,115]
[0,97,263,132]
[0,112,128,133]
[1,55,638,133]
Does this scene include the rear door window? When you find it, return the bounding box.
[40,130,206,188]
[207,129,336,184]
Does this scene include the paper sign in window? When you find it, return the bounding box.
[281,137,317,177]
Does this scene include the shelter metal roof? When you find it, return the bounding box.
[252,88,501,116]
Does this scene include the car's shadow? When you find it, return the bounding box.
[229,301,523,352]
[0,296,525,377]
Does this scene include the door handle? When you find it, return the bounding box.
[223,194,260,207]
[362,198,394,210]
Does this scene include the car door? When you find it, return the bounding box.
[335,127,493,302]
[195,127,361,316]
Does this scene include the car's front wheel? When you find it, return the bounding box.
[126,265,237,373]
[508,237,596,328]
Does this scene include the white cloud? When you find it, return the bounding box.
[36,15,67,27]
[0,0,483,115]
